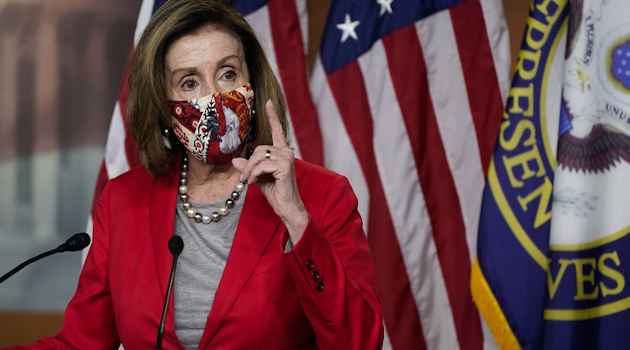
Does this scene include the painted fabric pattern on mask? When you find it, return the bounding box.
[168,83,253,165]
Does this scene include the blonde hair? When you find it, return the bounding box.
[126,0,287,178]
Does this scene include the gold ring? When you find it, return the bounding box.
[265,149,271,161]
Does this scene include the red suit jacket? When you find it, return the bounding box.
[12,159,383,349]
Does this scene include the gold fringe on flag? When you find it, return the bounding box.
[470,257,522,350]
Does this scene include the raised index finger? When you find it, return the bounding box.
[265,99,288,148]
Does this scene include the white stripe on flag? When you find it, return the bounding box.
[104,102,131,179]
[294,0,309,55]
[245,5,302,159]
[416,13,485,263]
[382,330,392,350]
[479,0,511,103]
[134,0,155,44]
[245,6,279,86]
[357,39,461,350]
[310,58,370,233]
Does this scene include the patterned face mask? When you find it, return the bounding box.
[167,83,254,165]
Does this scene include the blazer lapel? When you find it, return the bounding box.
[198,184,281,349]
[148,159,181,347]
[149,161,180,298]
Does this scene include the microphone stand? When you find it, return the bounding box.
[156,235,184,350]
[0,233,91,285]
[0,249,58,284]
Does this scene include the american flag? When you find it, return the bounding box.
[89,0,511,349]
[310,0,510,349]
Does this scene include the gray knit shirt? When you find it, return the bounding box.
[173,187,247,350]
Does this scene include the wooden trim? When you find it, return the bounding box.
[0,312,63,347]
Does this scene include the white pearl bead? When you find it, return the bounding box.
[179,185,188,194]
[236,182,245,192]
[186,207,196,218]
[219,206,229,216]
[202,215,211,224]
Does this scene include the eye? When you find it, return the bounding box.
[181,78,198,91]
[222,69,236,81]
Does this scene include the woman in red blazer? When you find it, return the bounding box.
[9,0,383,349]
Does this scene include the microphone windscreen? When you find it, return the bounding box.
[168,235,184,256]
[65,233,91,252]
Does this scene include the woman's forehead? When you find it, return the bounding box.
[166,26,244,70]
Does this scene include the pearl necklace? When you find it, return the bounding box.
[178,156,246,224]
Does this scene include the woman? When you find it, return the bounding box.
[9,0,383,349]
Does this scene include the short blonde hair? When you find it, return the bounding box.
[126,0,288,178]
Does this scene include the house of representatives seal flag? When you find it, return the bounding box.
[473,0,630,349]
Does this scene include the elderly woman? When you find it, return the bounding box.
[9,0,383,349]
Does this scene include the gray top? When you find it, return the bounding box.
[173,187,247,350]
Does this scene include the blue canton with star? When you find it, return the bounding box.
[153,0,268,19]
[320,0,465,74]
[611,40,630,90]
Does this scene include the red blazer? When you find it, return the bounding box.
[13,159,383,350]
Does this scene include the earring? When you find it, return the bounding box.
[163,128,173,150]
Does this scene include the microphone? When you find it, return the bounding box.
[0,233,91,285]
[57,233,92,252]
[156,235,184,350]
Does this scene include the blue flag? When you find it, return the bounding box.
[473,0,630,349]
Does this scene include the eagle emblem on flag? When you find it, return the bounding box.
[557,1,630,174]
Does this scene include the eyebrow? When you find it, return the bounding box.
[169,54,242,82]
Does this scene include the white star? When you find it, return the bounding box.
[337,14,360,43]
[626,70,630,76]
[617,49,623,55]
[623,59,627,66]
[626,51,630,57]
[377,0,394,16]
[619,68,623,74]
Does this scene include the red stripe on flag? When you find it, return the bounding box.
[267,0,324,165]
[327,63,427,350]
[382,26,483,350]
[118,48,142,170]
[449,0,504,174]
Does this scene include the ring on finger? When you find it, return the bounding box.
[265,149,272,161]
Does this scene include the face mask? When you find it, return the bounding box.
[167,83,254,165]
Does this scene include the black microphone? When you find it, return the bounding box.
[0,233,91,285]
[156,235,184,350]
[57,233,92,252]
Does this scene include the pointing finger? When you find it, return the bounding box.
[266,100,288,148]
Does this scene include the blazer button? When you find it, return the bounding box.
[305,259,315,270]
[316,281,324,292]
[311,270,320,281]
